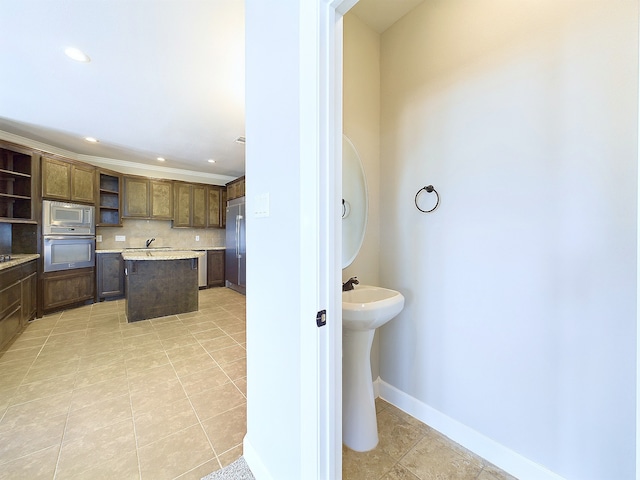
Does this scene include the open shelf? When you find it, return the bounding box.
[0,146,34,221]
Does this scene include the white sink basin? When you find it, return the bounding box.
[342,285,404,331]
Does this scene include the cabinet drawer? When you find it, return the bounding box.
[0,282,21,319]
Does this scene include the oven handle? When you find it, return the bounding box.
[44,235,95,240]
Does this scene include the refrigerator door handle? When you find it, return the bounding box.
[236,215,242,258]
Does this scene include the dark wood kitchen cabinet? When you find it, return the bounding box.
[207,250,225,287]
[97,171,122,226]
[173,182,206,228]
[42,156,95,204]
[123,176,173,220]
[96,252,125,301]
[0,142,37,223]
[41,267,95,313]
[206,185,226,228]
[0,259,37,350]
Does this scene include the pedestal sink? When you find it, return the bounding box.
[342,285,404,451]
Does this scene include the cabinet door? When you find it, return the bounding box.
[207,186,222,228]
[21,271,37,325]
[42,268,95,312]
[192,184,206,228]
[97,253,125,300]
[123,177,150,217]
[42,157,71,200]
[207,250,225,287]
[173,182,192,227]
[71,164,95,204]
[150,180,173,219]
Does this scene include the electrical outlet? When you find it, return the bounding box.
[96,235,102,242]
[195,235,200,241]
[115,235,126,242]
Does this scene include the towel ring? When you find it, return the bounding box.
[415,185,440,213]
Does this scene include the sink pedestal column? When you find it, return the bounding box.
[343,328,378,451]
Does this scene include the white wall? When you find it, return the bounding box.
[378,1,637,479]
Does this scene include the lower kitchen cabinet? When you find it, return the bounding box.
[96,253,125,301]
[0,260,37,350]
[207,250,225,287]
[41,267,95,313]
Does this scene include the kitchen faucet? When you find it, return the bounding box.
[342,276,359,292]
[145,238,155,248]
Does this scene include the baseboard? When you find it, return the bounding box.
[242,435,273,480]
[376,379,566,480]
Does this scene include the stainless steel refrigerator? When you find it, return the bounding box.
[225,196,246,294]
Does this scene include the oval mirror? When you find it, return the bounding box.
[342,135,368,268]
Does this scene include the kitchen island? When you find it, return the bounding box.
[121,249,199,322]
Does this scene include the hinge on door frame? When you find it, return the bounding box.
[316,309,326,328]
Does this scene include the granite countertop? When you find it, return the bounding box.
[0,254,40,272]
[121,250,202,261]
[97,246,225,254]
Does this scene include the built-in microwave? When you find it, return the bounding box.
[43,200,95,235]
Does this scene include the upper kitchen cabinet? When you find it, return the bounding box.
[206,185,226,228]
[150,180,173,220]
[0,142,37,223]
[226,176,245,201]
[42,156,95,204]
[173,182,206,228]
[123,176,173,220]
[97,170,122,226]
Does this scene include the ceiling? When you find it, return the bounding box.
[0,0,422,180]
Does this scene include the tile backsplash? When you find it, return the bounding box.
[97,219,225,250]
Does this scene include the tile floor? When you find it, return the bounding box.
[0,286,515,480]
[0,287,247,480]
[343,399,517,480]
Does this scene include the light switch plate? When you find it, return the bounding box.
[254,193,270,218]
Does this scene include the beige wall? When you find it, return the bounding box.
[343,13,380,287]
[97,219,225,250]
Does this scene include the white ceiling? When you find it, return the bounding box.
[0,0,421,179]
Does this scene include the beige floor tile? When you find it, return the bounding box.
[56,418,136,478]
[70,376,130,411]
[74,361,127,388]
[0,391,72,433]
[161,333,199,350]
[198,335,237,352]
[0,413,66,463]
[233,377,247,397]
[134,397,199,447]
[342,444,397,480]
[399,434,484,480]
[180,366,231,397]
[138,424,215,480]
[176,457,222,480]
[23,358,80,384]
[189,382,245,422]
[217,444,243,468]
[130,378,188,415]
[58,450,140,480]
[164,343,209,363]
[124,350,170,375]
[201,403,246,455]
[219,357,246,381]
[77,350,125,371]
[379,463,421,480]
[9,373,77,407]
[376,409,425,460]
[479,465,519,480]
[209,344,246,366]
[0,444,60,480]
[127,363,179,391]
[64,393,132,442]
[171,352,219,378]
[0,346,42,365]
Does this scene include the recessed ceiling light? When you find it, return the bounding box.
[207,159,216,163]
[64,47,91,63]
[84,137,98,143]
[157,157,166,162]
[235,136,246,144]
